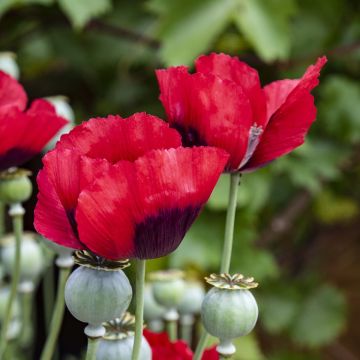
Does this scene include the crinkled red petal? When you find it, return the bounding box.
[243,57,327,170]
[34,169,82,250]
[35,148,111,248]
[76,147,228,260]
[156,67,252,170]
[0,71,27,111]
[57,112,182,163]
[0,99,67,170]
[195,52,266,126]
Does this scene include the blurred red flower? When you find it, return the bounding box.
[34,113,228,259]
[0,71,67,171]
[156,53,327,172]
[143,330,219,360]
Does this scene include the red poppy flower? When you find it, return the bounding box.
[143,330,219,360]
[0,71,67,171]
[34,113,228,259]
[156,53,327,172]
[144,330,193,360]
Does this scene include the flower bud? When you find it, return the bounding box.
[65,253,132,332]
[0,169,32,204]
[97,313,151,360]
[0,52,19,79]
[201,274,259,357]
[1,232,45,288]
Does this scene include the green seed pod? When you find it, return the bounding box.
[1,232,45,287]
[65,265,132,330]
[150,270,185,310]
[97,313,151,360]
[144,284,166,321]
[0,169,32,204]
[201,274,259,357]
[0,52,19,79]
[97,337,151,360]
[178,281,205,315]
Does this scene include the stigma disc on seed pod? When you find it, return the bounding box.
[97,312,152,360]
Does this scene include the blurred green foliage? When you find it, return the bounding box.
[0,0,359,359]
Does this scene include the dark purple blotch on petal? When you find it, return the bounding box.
[0,148,37,171]
[134,206,202,259]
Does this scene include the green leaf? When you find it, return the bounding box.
[233,0,297,62]
[259,288,301,334]
[314,190,359,224]
[169,210,224,270]
[58,0,112,29]
[208,170,271,212]
[148,0,238,66]
[290,285,347,347]
[272,140,349,193]
[318,75,360,144]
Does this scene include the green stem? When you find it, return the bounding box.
[0,206,24,359]
[40,266,71,360]
[193,329,208,360]
[19,291,34,348]
[194,172,241,360]
[85,337,99,360]
[132,259,146,360]
[166,319,177,341]
[43,262,55,332]
[0,201,5,238]
[220,172,241,273]
[180,320,192,345]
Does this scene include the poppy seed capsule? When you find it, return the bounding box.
[201,274,259,357]
[64,266,132,333]
[178,281,205,315]
[150,270,185,310]
[1,232,45,286]
[0,169,32,204]
[97,336,151,360]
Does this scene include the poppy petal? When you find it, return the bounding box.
[0,99,67,170]
[195,53,267,126]
[242,57,327,170]
[34,169,82,250]
[35,148,111,247]
[76,147,228,260]
[20,99,68,154]
[57,112,182,163]
[0,71,27,111]
[156,68,252,170]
